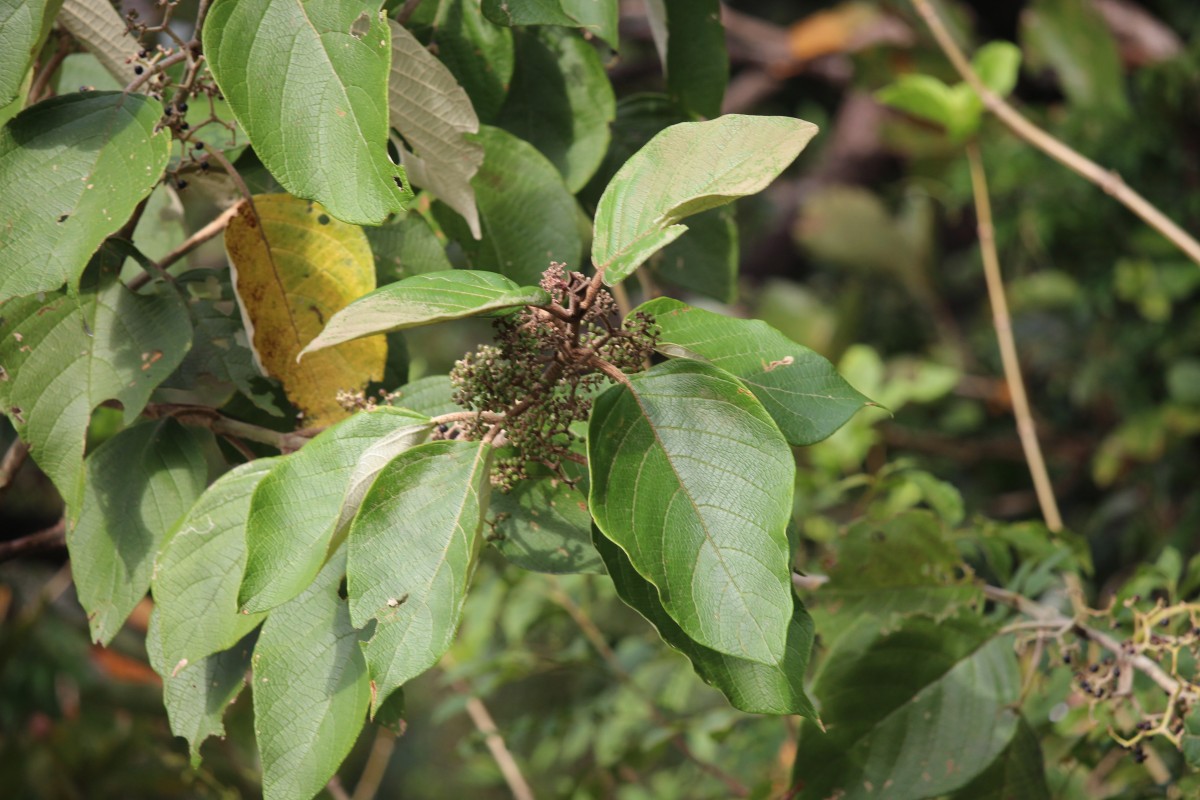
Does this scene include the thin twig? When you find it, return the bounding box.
[351,728,397,800]
[396,0,425,25]
[966,142,1063,533]
[128,203,240,291]
[325,775,351,800]
[0,439,31,494]
[448,678,537,800]
[910,0,1200,268]
[27,31,74,106]
[0,519,67,563]
[124,49,189,94]
[610,282,633,319]
[141,403,311,452]
[547,578,752,798]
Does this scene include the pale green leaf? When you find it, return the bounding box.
[351,440,491,711]
[252,549,370,800]
[488,463,602,574]
[152,459,278,671]
[0,0,61,106]
[793,616,1021,800]
[637,297,869,445]
[240,407,432,613]
[421,0,514,122]
[0,244,192,509]
[434,125,582,285]
[203,0,409,224]
[58,0,136,84]
[70,419,210,645]
[0,92,171,297]
[592,115,817,283]
[388,19,483,238]
[301,270,550,356]
[973,41,1022,99]
[147,613,256,768]
[368,212,454,283]
[588,359,795,665]
[391,374,458,417]
[595,528,816,716]
[876,74,959,131]
[496,27,615,192]
[482,0,618,45]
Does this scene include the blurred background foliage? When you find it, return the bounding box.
[4,0,1200,797]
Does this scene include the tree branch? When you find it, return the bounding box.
[141,403,312,452]
[0,438,31,495]
[910,0,1200,268]
[447,677,537,800]
[966,142,1063,532]
[0,519,67,563]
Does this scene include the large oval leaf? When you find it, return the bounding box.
[482,0,618,46]
[488,461,602,574]
[591,115,817,283]
[203,0,408,224]
[587,359,795,665]
[637,297,869,445]
[224,193,386,425]
[0,243,192,510]
[792,616,1021,800]
[0,92,171,297]
[252,549,369,800]
[350,440,491,711]
[649,0,728,118]
[301,270,549,355]
[496,27,615,192]
[0,0,60,106]
[153,458,279,672]
[594,527,816,716]
[433,125,582,285]
[240,407,432,613]
[70,419,210,645]
[416,0,513,122]
[388,18,483,239]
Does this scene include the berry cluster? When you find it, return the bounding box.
[449,263,658,490]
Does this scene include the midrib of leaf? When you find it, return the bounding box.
[623,380,776,658]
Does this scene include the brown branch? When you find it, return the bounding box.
[124,49,189,94]
[587,356,631,387]
[351,728,397,800]
[0,438,31,494]
[128,203,240,291]
[966,142,1063,532]
[0,519,67,563]
[396,0,425,26]
[27,31,74,106]
[141,403,311,452]
[443,674,537,800]
[910,0,1200,268]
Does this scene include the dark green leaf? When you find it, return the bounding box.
[657,0,728,119]
[949,717,1051,800]
[637,297,869,445]
[70,419,210,645]
[422,0,514,122]
[588,359,795,664]
[0,244,192,509]
[0,0,61,106]
[368,213,454,284]
[252,549,370,800]
[391,375,459,417]
[595,528,816,716]
[204,0,410,224]
[482,0,618,46]
[0,92,171,296]
[496,27,615,192]
[648,206,737,304]
[488,463,602,574]
[1021,0,1128,114]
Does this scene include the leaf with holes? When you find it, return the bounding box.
[0,243,192,510]
[0,92,171,297]
[350,440,491,712]
[223,193,386,426]
[301,270,550,355]
[240,407,431,613]
[592,115,817,283]
[70,419,210,645]
[637,297,868,445]
[588,359,795,664]
[203,0,409,224]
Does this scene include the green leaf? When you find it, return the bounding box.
[153,459,278,672]
[203,0,409,224]
[433,125,582,285]
[0,92,171,297]
[588,359,795,665]
[656,0,728,119]
[637,297,869,445]
[580,93,685,206]
[949,718,1050,800]
[70,419,210,645]
[147,613,257,768]
[351,440,491,711]
[392,374,459,417]
[1021,0,1128,114]
[368,212,454,283]
[594,528,816,716]
[301,270,550,356]
[1183,708,1200,769]
[496,27,615,192]
[592,115,817,283]
[818,511,982,631]
[240,407,432,613]
[792,616,1021,800]
[58,0,137,84]
[482,0,618,46]
[648,206,737,304]
[252,548,370,800]
[0,0,61,106]
[973,41,1022,99]
[488,463,602,574]
[388,19,483,238]
[876,74,959,131]
[0,244,192,509]
[422,0,514,122]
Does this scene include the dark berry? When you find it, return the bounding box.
[134,65,144,75]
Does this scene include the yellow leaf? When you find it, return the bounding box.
[225,194,385,426]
